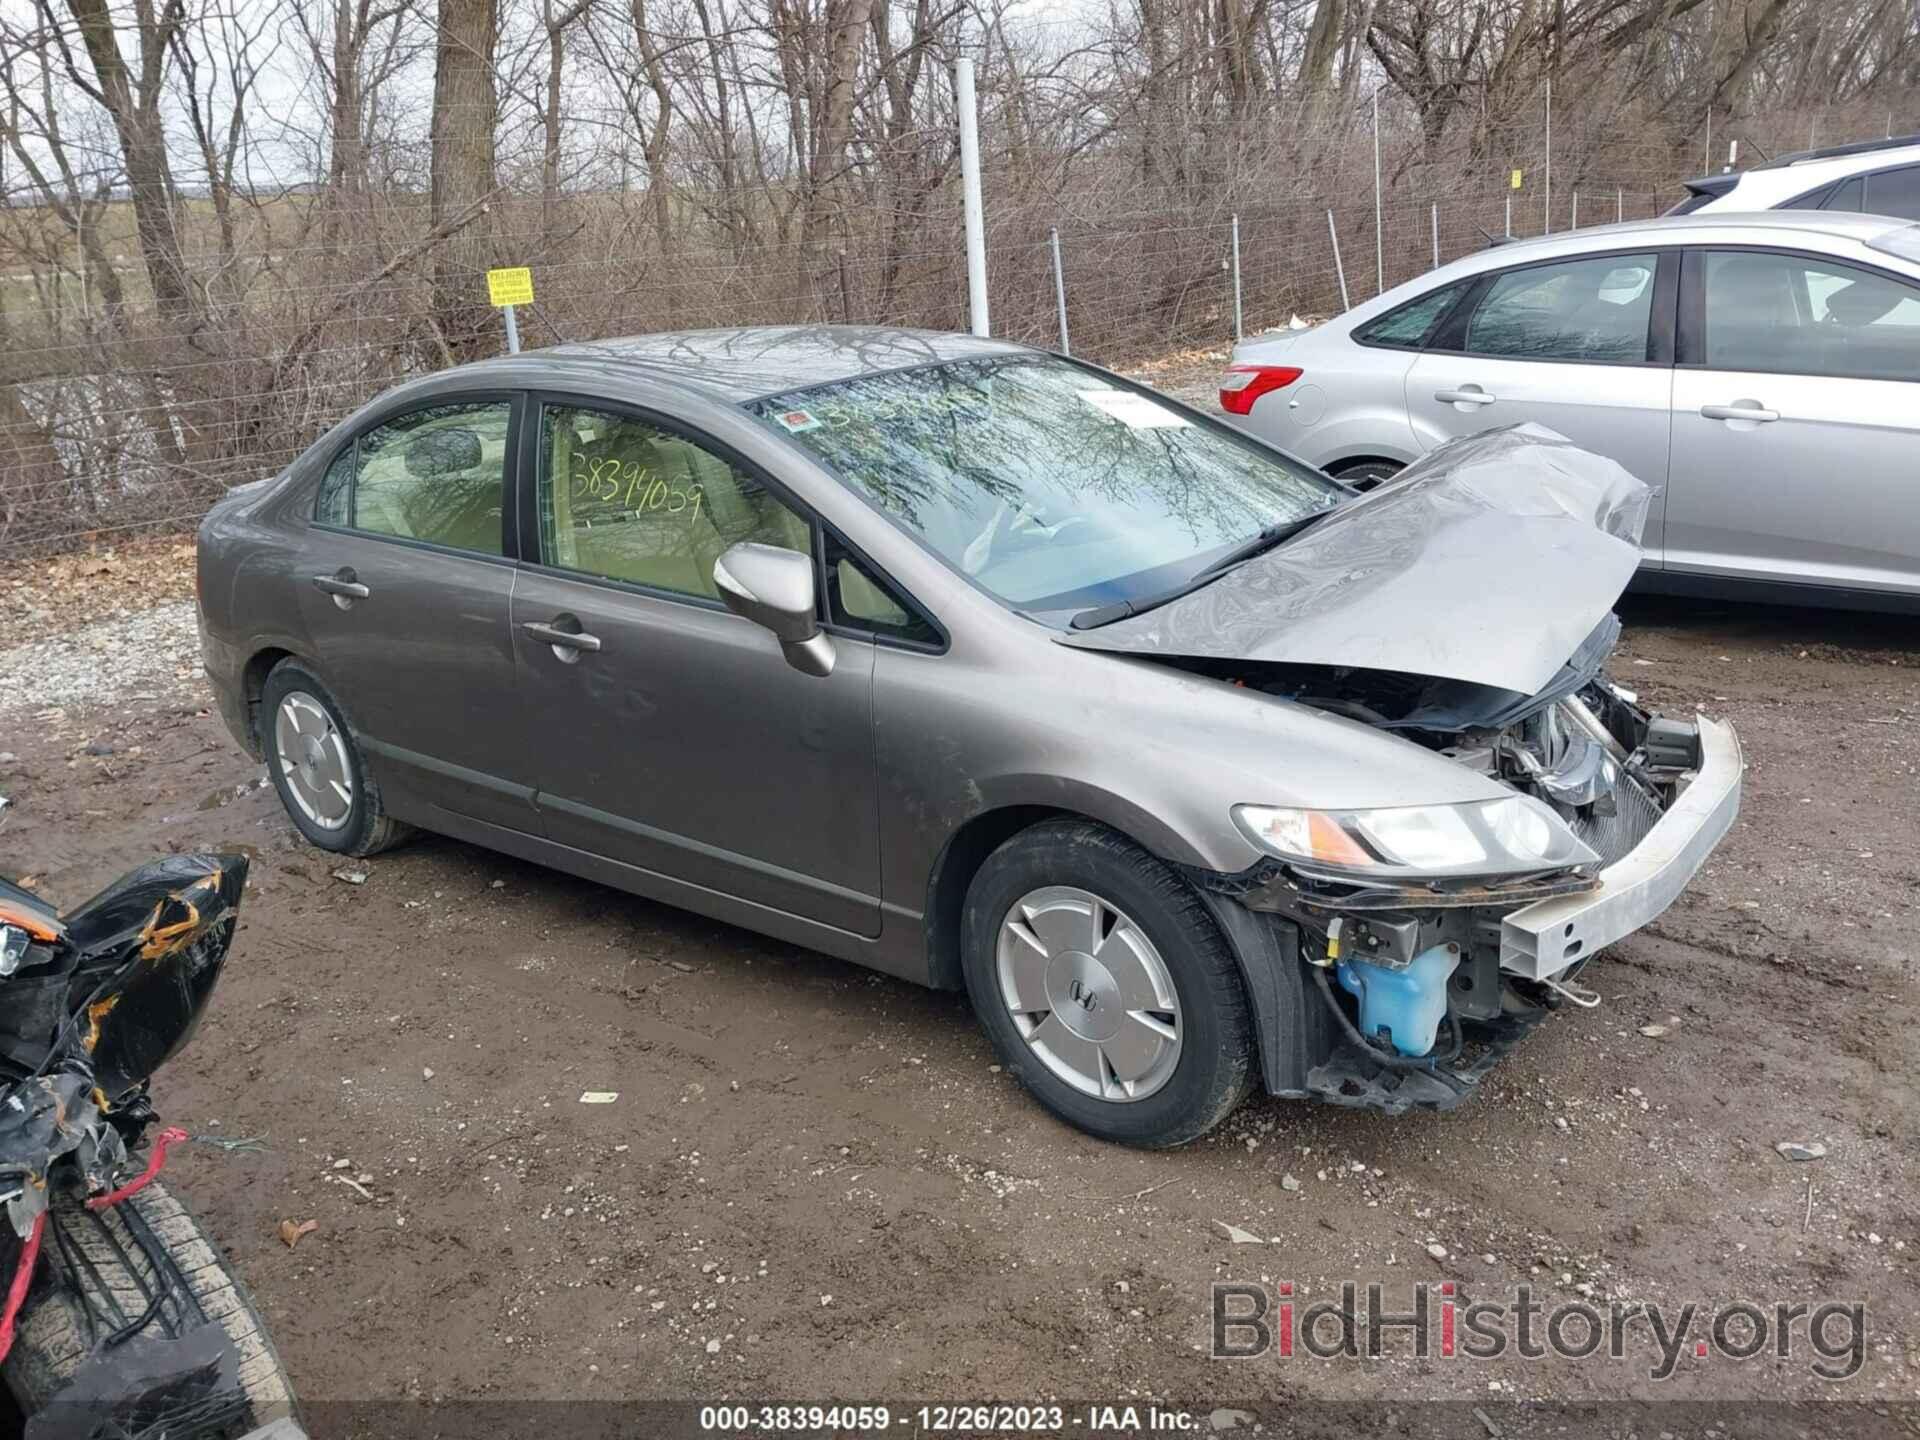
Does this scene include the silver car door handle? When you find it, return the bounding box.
[522,621,602,653]
[1700,403,1779,423]
[310,575,370,599]
[1434,389,1497,405]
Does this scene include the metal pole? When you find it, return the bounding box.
[1505,194,1512,237]
[1543,76,1551,234]
[503,304,521,354]
[1704,108,1712,173]
[1570,191,1578,230]
[1049,226,1070,355]
[1430,201,1439,268]
[1372,89,1384,294]
[1229,214,1243,342]
[1726,139,1738,173]
[955,57,989,337]
[1617,186,1623,223]
[1327,208,1350,312]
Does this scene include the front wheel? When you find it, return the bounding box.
[3,1180,297,1434]
[960,820,1256,1147]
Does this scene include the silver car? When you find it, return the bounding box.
[198,328,1741,1146]
[1220,212,1920,610]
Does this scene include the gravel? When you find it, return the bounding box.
[0,601,203,715]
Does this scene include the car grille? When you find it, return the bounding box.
[1569,776,1663,867]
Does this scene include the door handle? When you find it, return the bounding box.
[522,620,602,655]
[310,572,369,610]
[1434,388,1497,406]
[1700,402,1779,423]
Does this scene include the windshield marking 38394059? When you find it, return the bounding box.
[747,356,1343,625]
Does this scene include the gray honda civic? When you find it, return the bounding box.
[197,326,1743,1146]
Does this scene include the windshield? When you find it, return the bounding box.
[747,355,1343,623]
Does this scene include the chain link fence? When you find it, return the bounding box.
[0,93,1892,554]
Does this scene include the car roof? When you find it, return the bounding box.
[1690,143,1920,208]
[449,325,1031,405]
[1456,209,1918,263]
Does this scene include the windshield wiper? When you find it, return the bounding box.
[1068,505,1340,631]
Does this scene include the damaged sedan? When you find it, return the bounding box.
[197,327,1742,1146]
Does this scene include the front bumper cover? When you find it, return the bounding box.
[1500,715,1744,979]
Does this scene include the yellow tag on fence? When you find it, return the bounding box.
[1510,169,1524,190]
[487,267,534,307]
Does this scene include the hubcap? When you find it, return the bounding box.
[995,886,1181,1103]
[274,692,353,830]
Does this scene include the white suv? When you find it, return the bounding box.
[1672,135,1920,218]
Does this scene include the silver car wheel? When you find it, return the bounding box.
[273,691,353,831]
[995,886,1182,1103]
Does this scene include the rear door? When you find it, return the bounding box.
[1666,247,1920,597]
[294,394,539,831]
[510,396,885,937]
[1404,249,1678,557]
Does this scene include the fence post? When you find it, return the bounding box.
[1543,76,1551,235]
[1229,214,1243,342]
[1372,89,1384,295]
[1327,209,1351,312]
[1430,202,1439,268]
[955,57,989,337]
[1049,227,1070,355]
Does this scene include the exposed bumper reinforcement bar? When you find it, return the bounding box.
[1501,716,1744,980]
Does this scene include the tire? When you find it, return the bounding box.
[1330,458,1403,491]
[260,659,409,856]
[960,820,1256,1147]
[4,1180,297,1434]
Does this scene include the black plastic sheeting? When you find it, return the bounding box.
[1,854,245,1235]
[23,1327,244,1440]
[1,855,251,1439]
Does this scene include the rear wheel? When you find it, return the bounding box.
[960,820,1256,1147]
[3,1181,296,1434]
[1329,457,1403,491]
[260,660,408,856]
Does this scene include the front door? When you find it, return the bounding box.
[510,397,883,938]
[1404,249,1676,556]
[1666,247,1920,597]
[294,394,538,831]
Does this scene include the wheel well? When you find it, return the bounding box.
[241,646,296,752]
[923,806,1068,990]
[1326,454,1403,476]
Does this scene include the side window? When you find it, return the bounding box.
[313,401,511,555]
[538,404,811,599]
[1353,281,1468,349]
[1823,175,1865,213]
[1459,253,1658,363]
[823,533,937,644]
[1702,250,1920,381]
[1864,165,1920,219]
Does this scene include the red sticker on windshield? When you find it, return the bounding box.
[774,408,822,433]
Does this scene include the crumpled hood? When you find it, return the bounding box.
[1059,424,1650,696]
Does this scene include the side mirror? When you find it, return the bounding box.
[713,542,835,677]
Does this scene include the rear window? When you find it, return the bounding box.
[1353,281,1469,349]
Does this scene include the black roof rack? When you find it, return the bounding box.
[1754,133,1920,170]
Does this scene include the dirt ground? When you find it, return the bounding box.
[2,578,1918,1428]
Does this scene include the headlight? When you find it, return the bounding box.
[1233,795,1598,877]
